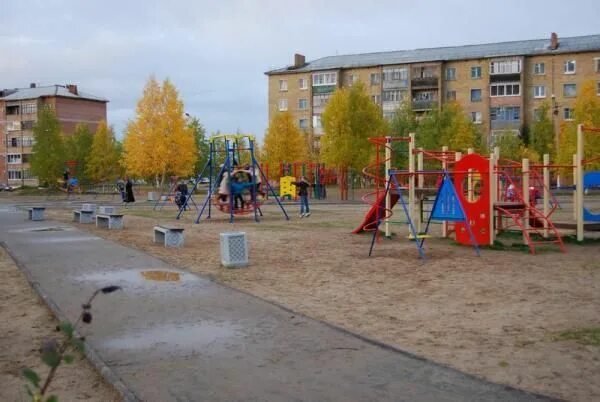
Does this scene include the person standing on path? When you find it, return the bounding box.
[124,177,135,207]
[292,176,311,218]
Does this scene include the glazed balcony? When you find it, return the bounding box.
[411,77,439,89]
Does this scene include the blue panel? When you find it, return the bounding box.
[430,176,466,222]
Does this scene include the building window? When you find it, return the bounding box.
[6,121,21,131]
[382,90,403,102]
[471,66,482,79]
[7,154,22,164]
[595,58,600,72]
[564,60,576,74]
[471,112,482,124]
[382,67,408,82]
[22,120,34,130]
[370,73,380,85]
[533,85,546,98]
[8,170,22,180]
[6,105,20,115]
[563,84,577,97]
[312,94,331,107]
[490,106,520,121]
[371,95,381,104]
[298,78,308,90]
[470,89,482,102]
[299,119,308,129]
[534,63,545,75]
[312,115,322,128]
[346,74,357,86]
[312,72,337,86]
[279,80,288,91]
[22,169,33,179]
[10,138,18,147]
[445,68,456,80]
[446,90,456,101]
[383,111,396,120]
[298,98,308,110]
[490,59,521,75]
[564,108,574,120]
[22,137,35,147]
[278,99,288,111]
[491,83,520,97]
[22,103,37,114]
[597,81,600,96]
[533,108,541,121]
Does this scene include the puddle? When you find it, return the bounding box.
[25,236,101,243]
[141,270,181,282]
[9,226,74,233]
[102,321,238,350]
[77,269,198,285]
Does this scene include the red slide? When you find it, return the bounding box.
[352,193,399,234]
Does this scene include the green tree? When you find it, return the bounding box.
[85,121,121,183]
[494,131,524,161]
[263,111,307,178]
[123,77,197,187]
[530,102,554,158]
[64,123,94,182]
[389,102,418,166]
[321,82,386,171]
[558,80,600,172]
[187,116,209,176]
[30,106,66,187]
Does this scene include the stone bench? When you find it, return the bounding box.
[96,213,124,230]
[27,207,45,221]
[153,225,185,248]
[73,209,94,224]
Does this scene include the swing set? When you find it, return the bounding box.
[177,134,289,223]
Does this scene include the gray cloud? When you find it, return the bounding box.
[1,0,599,142]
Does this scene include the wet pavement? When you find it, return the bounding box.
[0,209,556,401]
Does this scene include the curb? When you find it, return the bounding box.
[1,241,141,402]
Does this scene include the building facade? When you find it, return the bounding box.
[0,84,108,186]
[266,33,600,150]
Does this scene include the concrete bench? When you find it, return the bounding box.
[27,207,45,221]
[153,225,185,248]
[96,213,124,230]
[73,209,94,224]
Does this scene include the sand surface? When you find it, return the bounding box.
[0,246,121,402]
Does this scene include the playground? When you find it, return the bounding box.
[2,129,600,401]
[14,193,595,401]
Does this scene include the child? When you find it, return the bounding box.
[292,176,311,218]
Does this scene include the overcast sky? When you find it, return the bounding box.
[1,0,599,141]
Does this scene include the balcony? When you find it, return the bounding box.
[312,85,336,94]
[490,120,521,130]
[411,77,439,89]
[382,79,409,90]
[412,100,437,111]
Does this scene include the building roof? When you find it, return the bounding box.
[265,34,600,75]
[0,85,108,102]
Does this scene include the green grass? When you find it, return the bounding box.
[555,327,600,346]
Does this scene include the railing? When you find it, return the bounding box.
[491,120,521,130]
[382,79,409,90]
[411,77,438,88]
[412,100,437,110]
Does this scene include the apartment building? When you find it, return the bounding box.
[0,84,108,186]
[266,33,600,149]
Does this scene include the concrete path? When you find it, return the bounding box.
[0,208,555,402]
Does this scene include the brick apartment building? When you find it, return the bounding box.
[0,84,108,186]
[266,33,600,150]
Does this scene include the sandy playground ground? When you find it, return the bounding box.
[0,246,121,401]
[25,195,596,402]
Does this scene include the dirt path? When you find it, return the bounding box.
[0,246,121,402]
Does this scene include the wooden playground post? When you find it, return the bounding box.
[489,151,497,246]
[576,124,584,241]
[385,136,392,238]
[522,158,530,245]
[408,133,416,232]
[417,147,424,232]
[573,153,578,221]
[441,146,449,238]
[543,154,550,238]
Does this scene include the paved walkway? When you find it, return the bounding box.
[0,208,555,401]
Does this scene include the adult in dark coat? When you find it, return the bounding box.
[124,177,135,204]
